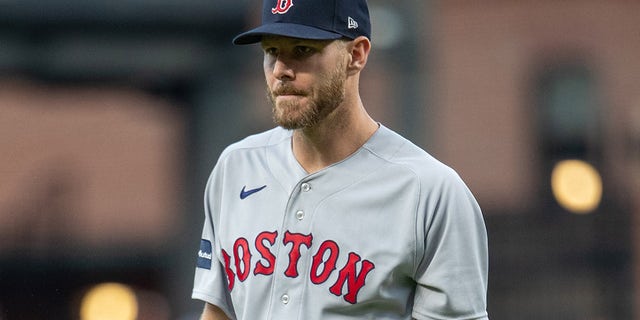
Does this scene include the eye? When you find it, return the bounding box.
[263,47,278,56]
[294,46,314,56]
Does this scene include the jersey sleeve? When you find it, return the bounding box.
[192,160,237,319]
[412,169,489,320]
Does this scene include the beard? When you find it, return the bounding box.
[267,64,346,130]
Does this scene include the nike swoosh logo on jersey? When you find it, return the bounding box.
[240,185,267,199]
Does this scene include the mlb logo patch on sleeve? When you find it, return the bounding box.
[197,239,213,270]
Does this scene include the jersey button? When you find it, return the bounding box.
[296,210,305,220]
[281,294,290,305]
[301,183,311,192]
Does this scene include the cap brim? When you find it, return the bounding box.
[233,23,343,45]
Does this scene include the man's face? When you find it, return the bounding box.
[262,36,348,130]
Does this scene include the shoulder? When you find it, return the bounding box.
[364,125,463,188]
[205,127,292,191]
[218,127,291,162]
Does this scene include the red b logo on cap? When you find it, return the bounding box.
[272,0,293,14]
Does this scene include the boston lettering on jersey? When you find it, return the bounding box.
[221,230,376,304]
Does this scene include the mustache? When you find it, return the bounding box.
[270,84,307,96]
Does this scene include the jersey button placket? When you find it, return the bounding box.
[271,180,312,318]
[297,182,311,221]
[280,294,290,305]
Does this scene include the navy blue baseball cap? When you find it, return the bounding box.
[233,0,371,45]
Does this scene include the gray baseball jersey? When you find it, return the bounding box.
[192,125,489,320]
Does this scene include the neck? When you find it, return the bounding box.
[292,95,378,174]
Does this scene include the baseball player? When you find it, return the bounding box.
[192,0,489,319]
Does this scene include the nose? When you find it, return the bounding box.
[272,56,295,81]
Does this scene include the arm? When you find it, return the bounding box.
[201,303,231,320]
[195,165,235,320]
[413,171,489,319]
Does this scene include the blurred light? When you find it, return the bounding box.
[80,283,138,320]
[551,160,602,214]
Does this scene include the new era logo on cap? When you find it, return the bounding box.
[348,17,359,29]
[233,0,371,45]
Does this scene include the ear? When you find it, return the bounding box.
[347,36,371,75]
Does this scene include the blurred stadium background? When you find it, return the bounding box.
[1,0,639,319]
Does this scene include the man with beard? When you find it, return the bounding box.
[192,1,489,319]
